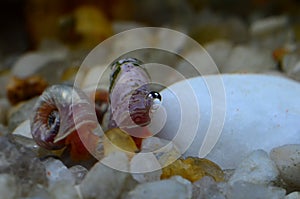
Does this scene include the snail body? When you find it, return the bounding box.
[30,84,99,160]
[109,58,161,130]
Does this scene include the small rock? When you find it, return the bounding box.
[270,144,300,189]
[125,176,192,199]
[285,192,300,199]
[154,74,300,169]
[103,128,138,158]
[192,176,225,199]
[12,119,32,139]
[229,150,279,185]
[69,165,88,185]
[0,136,48,197]
[205,40,233,70]
[176,50,218,77]
[8,97,37,132]
[42,157,75,187]
[0,98,10,125]
[80,152,137,199]
[130,152,162,183]
[0,174,18,199]
[282,53,300,81]
[225,181,286,199]
[49,182,80,199]
[222,45,276,73]
[112,21,145,33]
[6,75,48,105]
[12,48,68,79]
[161,157,224,183]
[250,15,289,36]
[250,15,293,49]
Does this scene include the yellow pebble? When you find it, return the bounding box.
[104,128,138,158]
[161,157,224,182]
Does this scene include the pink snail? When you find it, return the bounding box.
[30,58,161,159]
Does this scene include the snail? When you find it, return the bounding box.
[30,84,100,161]
[109,58,162,130]
[30,57,161,160]
[108,58,162,146]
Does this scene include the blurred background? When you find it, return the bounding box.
[2,0,300,61]
[1,0,300,105]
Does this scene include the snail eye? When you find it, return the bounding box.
[147,91,162,111]
[47,110,60,134]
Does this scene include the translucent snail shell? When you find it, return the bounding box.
[109,58,162,129]
[30,84,98,150]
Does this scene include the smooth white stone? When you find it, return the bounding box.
[205,40,233,69]
[152,74,300,169]
[80,152,136,199]
[0,174,17,199]
[12,119,32,139]
[222,45,276,73]
[130,153,162,183]
[12,49,68,78]
[270,144,300,188]
[285,192,300,199]
[225,181,286,199]
[125,176,192,199]
[229,150,279,185]
[250,15,289,35]
[42,158,75,187]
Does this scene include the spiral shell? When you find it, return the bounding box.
[30,84,98,150]
[108,58,161,128]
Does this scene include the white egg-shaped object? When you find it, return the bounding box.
[151,74,300,169]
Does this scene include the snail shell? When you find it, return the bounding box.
[30,84,98,150]
[108,58,161,129]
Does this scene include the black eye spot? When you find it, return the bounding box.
[147,91,162,101]
[47,110,60,135]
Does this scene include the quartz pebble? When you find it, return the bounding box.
[205,40,233,69]
[130,152,162,183]
[270,144,300,189]
[192,176,225,199]
[0,136,48,197]
[80,152,137,199]
[49,182,80,199]
[103,128,138,158]
[0,174,18,199]
[42,157,75,187]
[161,157,224,183]
[0,98,10,125]
[69,165,88,185]
[12,48,68,79]
[225,181,286,199]
[153,74,300,169]
[222,45,276,73]
[8,97,37,132]
[125,176,192,199]
[12,119,31,139]
[6,75,48,105]
[285,192,300,199]
[282,53,300,81]
[229,150,279,185]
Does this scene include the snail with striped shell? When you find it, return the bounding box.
[30,58,161,160]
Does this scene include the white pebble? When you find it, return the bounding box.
[42,158,75,187]
[285,192,300,199]
[222,45,276,73]
[152,74,300,169]
[0,174,17,199]
[229,150,279,185]
[270,144,300,188]
[125,176,192,199]
[80,152,137,199]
